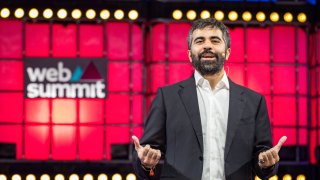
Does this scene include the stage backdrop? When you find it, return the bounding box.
[0,19,318,164]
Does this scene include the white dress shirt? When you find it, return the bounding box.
[194,70,230,180]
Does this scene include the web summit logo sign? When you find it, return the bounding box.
[24,59,106,98]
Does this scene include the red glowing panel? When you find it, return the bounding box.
[298,129,307,145]
[25,23,50,57]
[25,99,50,123]
[246,64,270,94]
[149,64,166,93]
[299,97,307,126]
[226,63,244,86]
[79,126,103,160]
[106,126,130,160]
[273,26,295,63]
[0,125,22,159]
[298,66,307,95]
[246,27,270,62]
[132,95,143,124]
[132,127,143,139]
[132,24,143,61]
[0,20,22,58]
[0,93,23,123]
[52,24,77,57]
[52,125,76,160]
[106,22,129,60]
[24,125,50,160]
[311,99,317,128]
[105,94,130,124]
[310,130,317,164]
[132,62,143,92]
[0,61,23,90]
[107,62,129,92]
[272,65,295,94]
[228,28,244,62]
[168,23,190,61]
[168,63,193,84]
[310,69,316,96]
[79,99,104,124]
[79,24,104,57]
[298,28,307,63]
[150,23,166,61]
[52,99,76,124]
[318,30,320,64]
[273,96,296,126]
[273,128,295,146]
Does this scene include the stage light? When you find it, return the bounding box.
[269,175,278,180]
[282,174,292,180]
[97,174,108,180]
[11,174,21,180]
[26,174,36,180]
[14,8,24,18]
[270,12,279,22]
[40,174,50,180]
[214,10,224,21]
[297,12,307,23]
[114,9,124,20]
[57,9,67,19]
[86,9,96,19]
[83,174,93,180]
[100,10,110,20]
[55,174,64,180]
[69,174,79,180]
[43,9,53,19]
[128,10,139,20]
[242,11,252,22]
[256,11,266,22]
[29,8,39,19]
[186,10,196,20]
[284,12,293,22]
[296,174,306,180]
[172,9,183,20]
[254,176,261,180]
[200,10,210,19]
[126,173,136,180]
[228,11,238,21]
[0,8,10,18]
[112,174,122,180]
[0,175,5,180]
[71,9,81,19]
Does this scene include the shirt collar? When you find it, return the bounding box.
[194,70,230,90]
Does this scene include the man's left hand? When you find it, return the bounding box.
[258,136,287,169]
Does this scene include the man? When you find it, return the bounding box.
[132,18,287,180]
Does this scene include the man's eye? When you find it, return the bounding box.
[195,40,203,44]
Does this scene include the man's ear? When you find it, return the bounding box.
[225,48,231,60]
[188,50,192,63]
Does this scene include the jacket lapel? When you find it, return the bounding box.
[224,79,245,160]
[178,77,203,153]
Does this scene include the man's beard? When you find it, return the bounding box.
[191,49,226,76]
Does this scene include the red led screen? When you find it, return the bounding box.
[0,20,317,164]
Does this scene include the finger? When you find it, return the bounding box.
[132,136,142,151]
[271,149,279,162]
[143,144,151,157]
[146,148,155,159]
[152,149,160,160]
[265,150,275,165]
[273,136,287,153]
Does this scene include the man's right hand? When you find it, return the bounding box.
[132,135,161,168]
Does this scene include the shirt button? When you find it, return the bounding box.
[199,156,203,161]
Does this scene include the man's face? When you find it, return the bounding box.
[188,27,230,76]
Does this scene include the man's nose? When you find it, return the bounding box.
[202,40,213,50]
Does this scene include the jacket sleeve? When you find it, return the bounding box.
[132,88,167,179]
[253,96,278,179]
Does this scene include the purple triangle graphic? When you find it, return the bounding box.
[80,61,103,81]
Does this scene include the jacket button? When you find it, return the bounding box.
[199,156,203,161]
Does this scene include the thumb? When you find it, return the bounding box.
[273,136,287,153]
[132,135,142,151]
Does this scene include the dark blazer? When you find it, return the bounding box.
[133,76,278,180]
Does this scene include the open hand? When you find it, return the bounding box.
[258,136,287,168]
[132,135,161,168]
